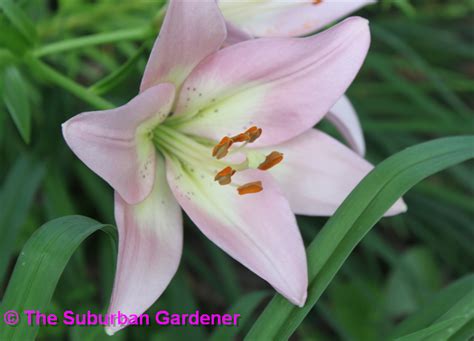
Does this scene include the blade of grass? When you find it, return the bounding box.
[371,24,471,117]
[33,27,151,57]
[0,0,37,43]
[89,44,146,96]
[0,155,44,285]
[1,66,32,143]
[391,274,474,340]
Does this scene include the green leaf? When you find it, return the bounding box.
[210,291,270,341]
[0,21,29,55]
[395,317,468,341]
[450,319,474,341]
[1,66,32,143]
[0,155,44,284]
[0,0,37,43]
[371,24,470,117]
[245,136,474,340]
[89,44,146,95]
[0,215,117,341]
[384,247,442,318]
[390,274,474,339]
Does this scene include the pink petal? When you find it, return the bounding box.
[326,95,366,156]
[223,21,253,47]
[106,154,182,335]
[219,0,375,37]
[166,161,308,306]
[173,17,370,147]
[62,83,175,204]
[262,129,406,216]
[140,0,227,92]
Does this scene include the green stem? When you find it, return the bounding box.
[33,27,153,58]
[26,58,114,110]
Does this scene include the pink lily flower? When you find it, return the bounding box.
[62,0,405,335]
[220,0,376,156]
[219,0,376,39]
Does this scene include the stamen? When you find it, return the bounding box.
[258,151,284,171]
[245,126,262,143]
[214,166,236,185]
[231,133,250,143]
[212,136,233,159]
[312,0,322,4]
[237,181,263,195]
[231,126,262,144]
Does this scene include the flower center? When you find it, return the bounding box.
[210,126,283,195]
[152,125,283,195]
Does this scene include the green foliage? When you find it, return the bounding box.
[1,66,32,143]
[391,274,474,340]
[0,155,44,283]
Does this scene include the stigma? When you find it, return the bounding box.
[211,126,284,195]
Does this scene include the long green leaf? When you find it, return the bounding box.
[1,66,32,143]
[245,136,474,340]
[390,274,474,339]
[89,44,146,95]
[0,215,117,341]
[0,155,44,284]
[0,0,36,43]
[371,24,470,116]
[395,317,467,341]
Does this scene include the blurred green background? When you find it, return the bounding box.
[0,0,473,340]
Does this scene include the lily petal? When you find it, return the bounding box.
[140,0,227,92]
[166,161,308,306]
[173,17,370,147]
[326,95,366,156]
[62,83,175,205]
[219,0,375,38]
[223,21,253,46]
[106,154,182,335]
[262,129,406,216]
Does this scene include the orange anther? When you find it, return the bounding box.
[258,151,284,171]
[312,0,322,4]
[214,166,236,185]
[212,136,233,159]
[231,133,250,143]
[237,181,263,195]
[245,126,262,143]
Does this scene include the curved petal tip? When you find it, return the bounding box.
[105,327,115,336]
[386,198,408,216]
